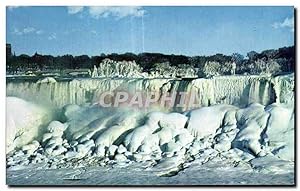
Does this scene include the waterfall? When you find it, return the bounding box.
[7,74,293,111]
[271,73,294,105]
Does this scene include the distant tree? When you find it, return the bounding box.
[260,49,279,59]
[18,54,31,69]
[207,53,232,64]
[74,55,91,69]
[247,51,259,61]
[200,61,221,77]
[231,53,244,64]
[55,55,74,69]
[5,45,294,75]
[220,62,234,75]
[248,59,281,75]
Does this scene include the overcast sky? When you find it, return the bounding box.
[6,6,294,56]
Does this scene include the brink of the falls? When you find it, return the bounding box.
[6,73,294,111]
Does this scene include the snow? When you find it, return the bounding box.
[6,156,294,185]
[6,97,294,166]
[6,97,53,153]
[6,73,295,185]
[36,77,57,84]
[264,103,294,161]
[185,104,237,137]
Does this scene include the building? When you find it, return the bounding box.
[6,43,12,58]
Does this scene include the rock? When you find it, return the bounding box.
[22,140,40,155]
[124,151,132,158]
[51,146,67,156]
[70,141,79,147]
[62,141,70,148]
[47,121,67,134]
[42,133,53,143]
[65,151,78,158]
[94,146,106,157]
[133,153,152,162]
[108,145,118,157]
[117,145,127,154]
[46,137,63,147]
[114,154,127,162]
[222,125,237,133]
[163,142,182,153]
[76,144,91,157]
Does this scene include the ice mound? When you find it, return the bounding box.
[233,103,270,156]
[124,112,189,153]
[6,97,53,153]
[185,104,237,137]
[264,103,294,161]
[6,98,294,175]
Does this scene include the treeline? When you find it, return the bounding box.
[6,46,294,76]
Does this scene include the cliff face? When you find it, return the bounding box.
[6,73,294,111]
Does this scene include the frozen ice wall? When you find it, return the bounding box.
[271,73,294,105]
[6,74,293,111]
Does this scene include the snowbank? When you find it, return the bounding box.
[6,97,52,153]
[6,98,294,173]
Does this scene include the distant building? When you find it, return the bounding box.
[6,43,12,58]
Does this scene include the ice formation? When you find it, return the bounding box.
[90,59,197,78]
[92,59,144,78]
[6,73,294,184]
[6,96,294,176]
[6,73,293,111]
[6,97,53,153]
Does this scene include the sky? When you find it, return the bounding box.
[6,6,294,56]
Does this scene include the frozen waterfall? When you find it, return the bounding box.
[6,74,293,111]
